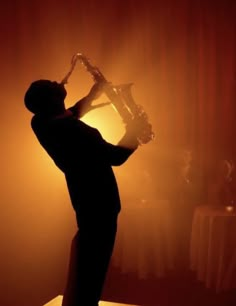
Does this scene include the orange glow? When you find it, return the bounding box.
[81,95,125,144]
[1,1,235,305]
[43,295,139,306]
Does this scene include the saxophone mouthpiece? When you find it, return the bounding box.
[71,53,82,64]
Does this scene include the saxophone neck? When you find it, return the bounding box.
[77,53,107,84]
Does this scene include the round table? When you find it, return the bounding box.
[190,205,236,292]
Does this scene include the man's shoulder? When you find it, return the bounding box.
[31,114,102,140]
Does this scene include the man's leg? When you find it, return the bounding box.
[62,232,80,306]
[62,214,117,306]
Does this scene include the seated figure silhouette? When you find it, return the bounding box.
[24,80,140,306]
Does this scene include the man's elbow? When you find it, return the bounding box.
[111,150,136,166]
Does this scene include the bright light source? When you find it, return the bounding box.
[82,97,125,144]
[43,295,140,306]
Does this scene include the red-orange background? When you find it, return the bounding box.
[0,0,235,305]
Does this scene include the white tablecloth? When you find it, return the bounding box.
[190,205,236,291]
[112,200,175,279]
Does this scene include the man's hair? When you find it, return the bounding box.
[24,80,55,114]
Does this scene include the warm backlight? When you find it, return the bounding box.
[43,295,139,306]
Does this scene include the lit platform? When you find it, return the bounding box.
[43,295,139,306]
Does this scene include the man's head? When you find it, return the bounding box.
[24,80,67,115]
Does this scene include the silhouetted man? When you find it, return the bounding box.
[24,80,140,306]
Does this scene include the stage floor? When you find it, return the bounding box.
[43,295,139,306]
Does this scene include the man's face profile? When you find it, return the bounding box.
[24,80,67,114]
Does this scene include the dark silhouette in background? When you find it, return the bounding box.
[167,149,199,270]
[24,80,140,306]
[207,159,235,207]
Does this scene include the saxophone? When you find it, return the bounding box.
[61,53,155,145]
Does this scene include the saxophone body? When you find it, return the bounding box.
[63,53,155,145]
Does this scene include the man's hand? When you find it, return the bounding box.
[87,82,105,101]
[72,83,110,118]
[118,119,141,150]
